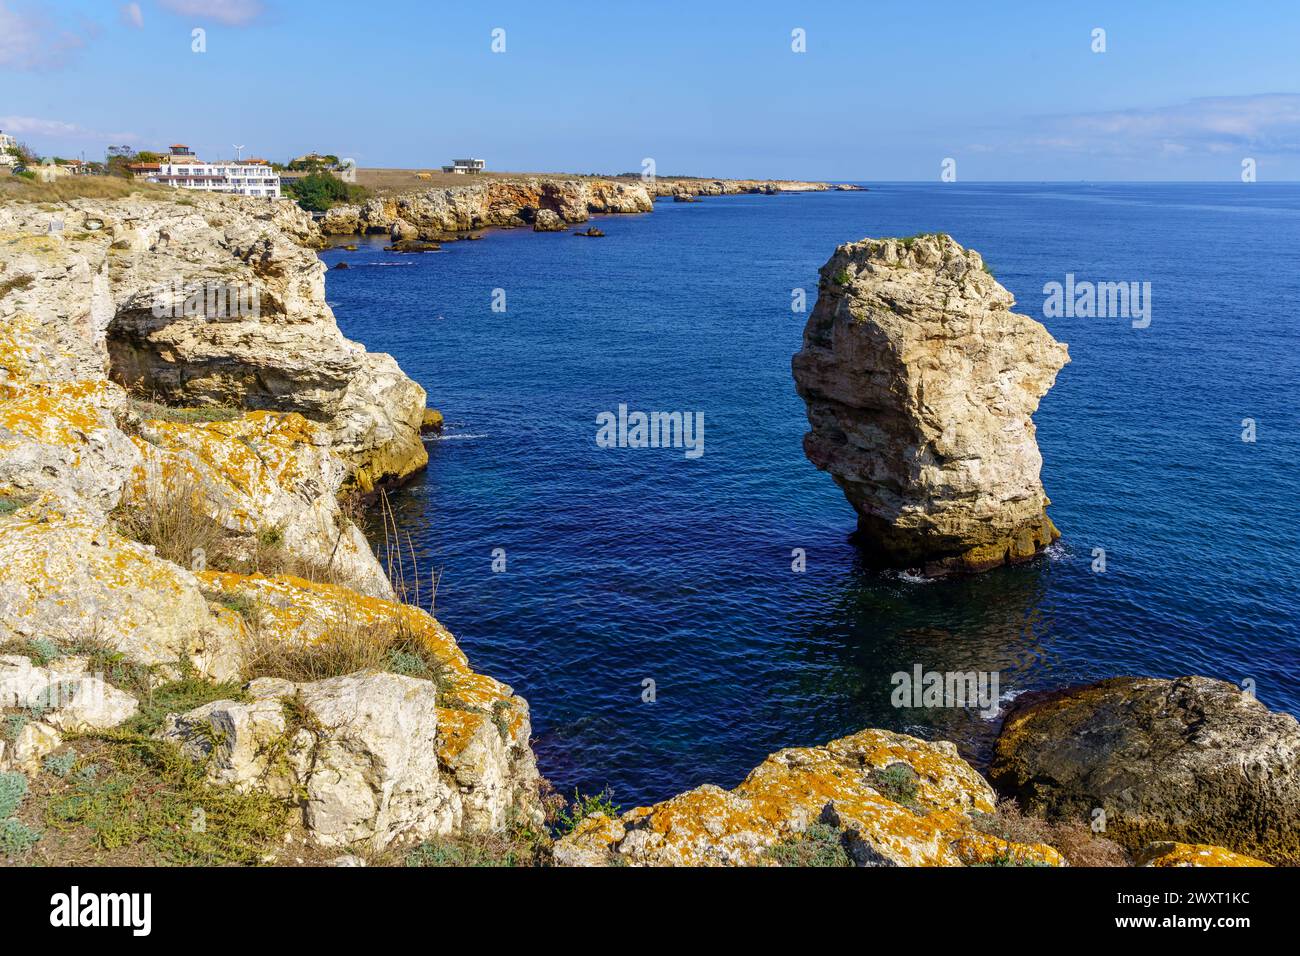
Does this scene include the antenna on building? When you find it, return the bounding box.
[233,144,245,161]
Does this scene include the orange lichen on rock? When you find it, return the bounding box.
[1137,842,1271,868]
[553,728,1063,867]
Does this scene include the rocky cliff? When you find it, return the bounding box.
[319,176,852,240]
[792,234,1069,574]
[0,189,540,855]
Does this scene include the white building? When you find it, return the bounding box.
[0,130,17,165]
[441,158,485,174]
[148,144,281,198]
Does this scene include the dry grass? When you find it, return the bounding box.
[971,798,1132,867]
[0,176,171,204]
[110,466,231,572]
[238,602,451,688]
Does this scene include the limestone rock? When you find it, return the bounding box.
[162,671,449,847]
[991,676,1300,865]
[532,209,564,232]
[792,234,1069,573]
[0,506,242,682]
[0,195,428,487]
[1137,841,1271,867]
[122,410,392,598]
[553,728,1061,867]
[192,571,541,832]
[0,654,138,771]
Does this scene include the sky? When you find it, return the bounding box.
[2,0,1299,180]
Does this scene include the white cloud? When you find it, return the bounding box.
[121,3,144,29]
[1011,94,1300,157]
[0,115,137,144]
[157,0,265,26]
[0,2,88,70]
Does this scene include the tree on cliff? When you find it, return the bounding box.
[285,172,367,213]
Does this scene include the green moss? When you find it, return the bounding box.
[0,771,28,819]
[126,397,242,425]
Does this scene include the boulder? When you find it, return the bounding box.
[532,209,564,232]
[991,676,1300,865]
[192,571,541,832]
[0,654,138,771]
[792,234,1069,573]
[554,728,1061,867]
[162,671,451,848]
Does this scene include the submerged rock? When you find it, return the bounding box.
[792,234,1069,574]
[991,676,1300,865]
[553,728,1061,867]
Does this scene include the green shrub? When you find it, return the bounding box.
[556,788,619,835]
[0,818,41,855]
[765,822,852,867]
[0,771,28,818]
[870,762,919,806]
[43,751,77,778]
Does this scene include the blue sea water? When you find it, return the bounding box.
[321,183,1300,808]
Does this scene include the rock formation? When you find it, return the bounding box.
[991,676,1300,865]
[553,728,1062,867]
[0,188,541,855]
[792,234,1069,573]
[320,177,654,240]
[0,196,428,489]
[316,176,844,242]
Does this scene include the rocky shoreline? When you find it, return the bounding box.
[319,175,859,243]
[0,186,1292,868]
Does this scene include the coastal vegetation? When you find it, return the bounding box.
[284,172,369,213]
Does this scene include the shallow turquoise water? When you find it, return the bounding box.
[322,183,1300,806]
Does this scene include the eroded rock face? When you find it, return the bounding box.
[792,234,1069,573]
[0,195,427,488]
[321,178,654,240]
[553,728,1061,867]
[122,410,392,599]
[991,676,1300,865]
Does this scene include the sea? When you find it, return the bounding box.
[319,182,1300,808]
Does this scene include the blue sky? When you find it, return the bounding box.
[3,0,1299,180]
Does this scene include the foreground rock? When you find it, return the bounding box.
[193,572,541,835]
[792,234,1069,573]
[1137,841,1270,867]
[0,654,139,771]
[991,676,1300,865]
[554,728,1061,867]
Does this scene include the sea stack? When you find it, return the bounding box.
[792,234,1069,574]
